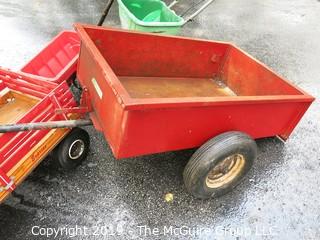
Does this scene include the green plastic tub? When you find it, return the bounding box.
[117,0,185,35]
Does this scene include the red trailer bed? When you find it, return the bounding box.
[74,24,314,160]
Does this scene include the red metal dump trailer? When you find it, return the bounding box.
[74,24,314,199]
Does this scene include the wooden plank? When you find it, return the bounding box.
[0,91,39,124]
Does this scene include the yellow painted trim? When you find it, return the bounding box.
[0,128,70,203]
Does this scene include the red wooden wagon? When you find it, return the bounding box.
[0,31,90,203]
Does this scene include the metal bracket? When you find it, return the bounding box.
[54,87,92,115]
[80,87,93,113]
[50,94,68,120]
[55,107,89,115]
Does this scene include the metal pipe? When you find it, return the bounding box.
[183,0,215,25]
[0,119,93,133]
[97,0,115,26]
[168,0,179,8]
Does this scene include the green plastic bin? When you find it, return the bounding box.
[117,0,185,35]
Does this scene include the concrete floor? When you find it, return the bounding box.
[0,0,319,239]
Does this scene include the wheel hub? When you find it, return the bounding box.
[205,154,245,189]
[68,139,85,160]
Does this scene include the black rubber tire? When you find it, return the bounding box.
[52,128,90,170]
[183,131,257,199]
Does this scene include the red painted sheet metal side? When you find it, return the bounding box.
[76,40,126,156]
[220,46,305,96]
[116,101,311,158]
[83,27,230,78]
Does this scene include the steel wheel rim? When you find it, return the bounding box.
[68,139,85,160]
[205,154,245,189]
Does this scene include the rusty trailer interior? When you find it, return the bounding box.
[119,76,236,98]
[83,25,303,100]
